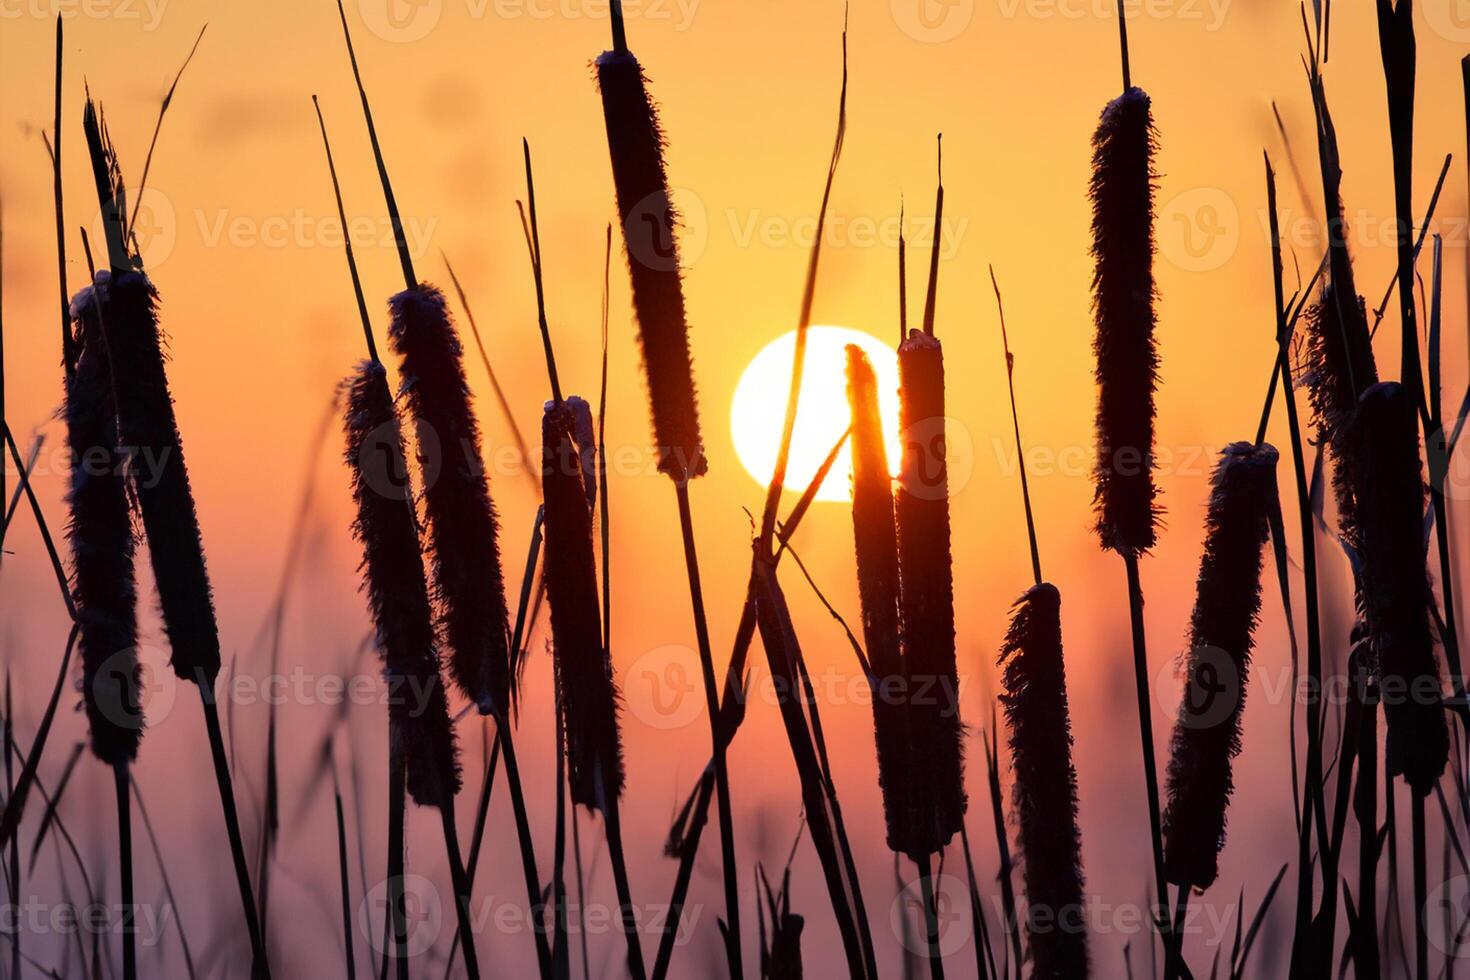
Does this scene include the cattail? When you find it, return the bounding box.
[1344,382,1446,796]
[65,287,141,766]
[542,398,623,809]
[1089,86,1160,556]
[343,361,460,809]
[894,329,964,855]
[999,583,1088,979]
[596,34,704,482]
[1160,442,1279,889]
[387,283,514,718]
[844,344,912,854]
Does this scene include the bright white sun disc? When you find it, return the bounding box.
[730,326,902,503]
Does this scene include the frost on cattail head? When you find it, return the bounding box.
[92,269,221,687]
[894,329,965,855]
[65,295,142,766]
[1089,87,1160,556]
[999,583,1088,979]
[596,48,705,483]
[343,361,460,808]
[1161,442,1279,889]
[542,399,623,810]
[1345,382,1447,796]
[387,283,514,717]
[845,344,913,854]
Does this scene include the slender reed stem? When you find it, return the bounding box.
[497,715,554,978]
[438,803,480,980]
[1122,552,1169,941]
[114,762,135,980]
[604,798,646,980]
[916,853,945,980]
[132,777,197,980]
[990,266,1040,586]
[335,771,357,980]
[1414,792,1428,980]
[199,694,270,978]
[387,737,409,980]
[673,481,741,977]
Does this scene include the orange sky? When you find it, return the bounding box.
[1,1,1468,975]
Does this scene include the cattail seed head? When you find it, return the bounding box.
[542,399,623,810]
[91,269,221,687]
[1302,285,1378,545]
[1161,442,1279,888]
[596,49,705,482]
[1089,87,1160,556]
[999,582,1088,979]
[1344,382,1447,796]
[66,287,142,766]
[894,329,965,856]
[845,344,913,854]
[344,360,460,808]
[387,283,514,717]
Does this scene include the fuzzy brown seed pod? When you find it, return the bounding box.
[65,288,142,766]
[388,284,513,717]
[87,269,221,688]
[999,582,1088,979]
[1302,286,1378,545]
[844,344,913,854]
[542,399,623,809]
[1345,382,1447,796]
[1089,87,1161,556]
[894,329,964,856]
[596,48,705,482]
[344,361,460,808]
[1161,442,1279,889]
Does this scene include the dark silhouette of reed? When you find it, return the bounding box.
[1088,7,1169,958]
[991,268,1088,979]
[594,1,738,969]
[80,93,268,979]
[1161,443,1279,890]
[758,865,805,980]
[844,345,911,854]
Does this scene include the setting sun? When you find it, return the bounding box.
[730,325,902,502]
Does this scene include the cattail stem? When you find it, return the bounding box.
[921,137,942,338]
[200,694,271,978]
[334,0,415,290]
[499,719,554,978]
[1115,0,1131,91]
[521,141,562,405]
[673,481,742,976]
[334,770,356,980]
[114,761,135,980]
[312,96,377,364]
[604,798,646,980]
[981,727,1022,976]
[609,0,627,53]
[438,803,480,980]
[52,17,71,380]
[990,266,1041,586]
[1414,792,1429,979]
[1355,679,1380,979]
[916,854,945,980]
[1123,552,1169,940]
[386,738,409,980]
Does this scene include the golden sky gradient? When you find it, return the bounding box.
[1,0,1468,974]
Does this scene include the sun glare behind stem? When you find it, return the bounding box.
[730,325,902,503]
